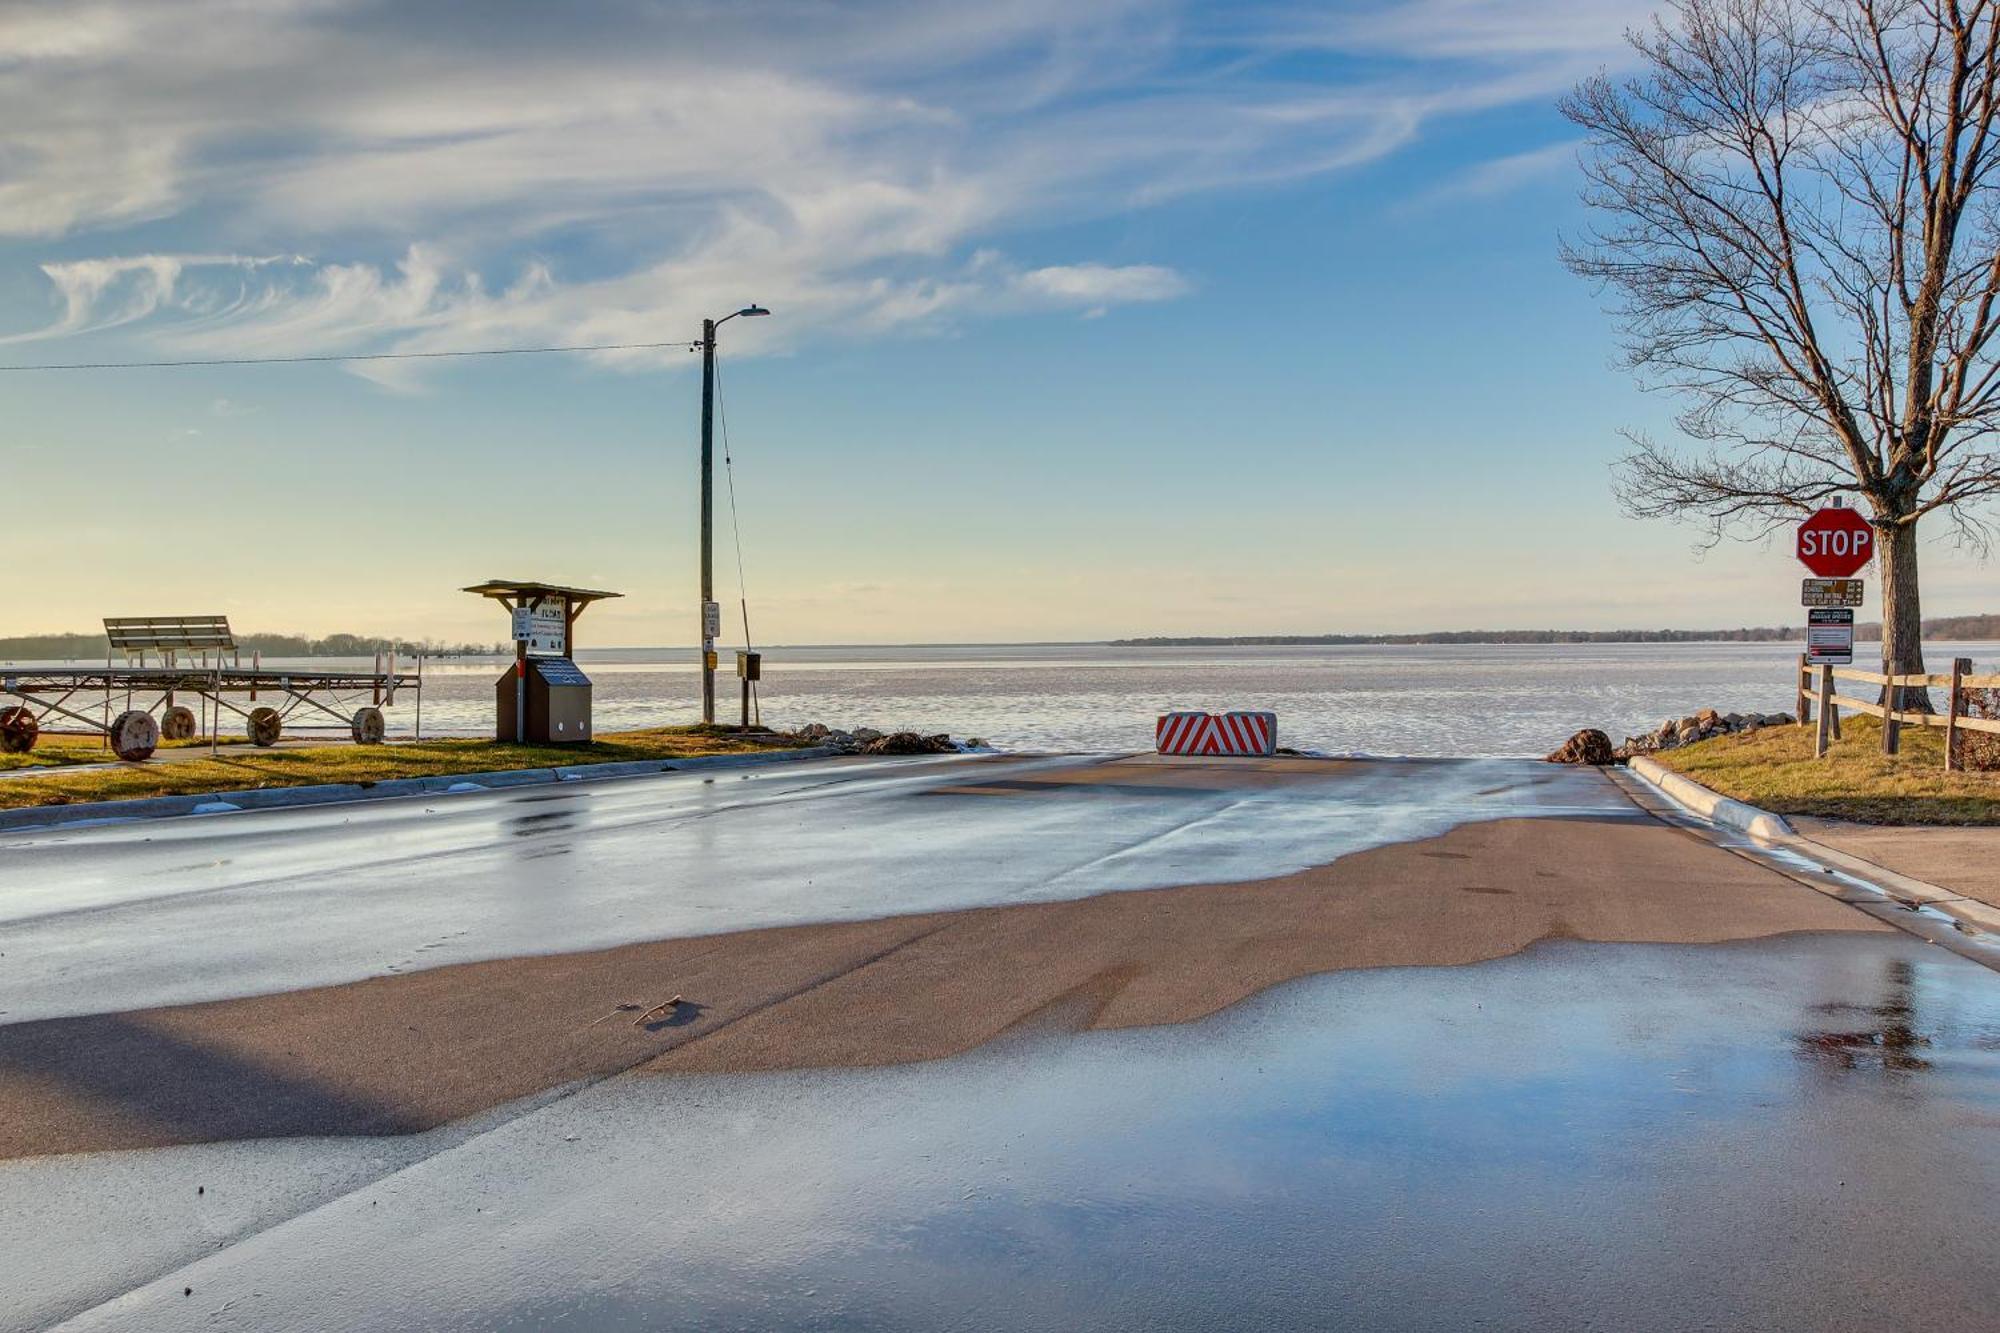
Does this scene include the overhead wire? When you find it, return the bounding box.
[712,348,760,725]
[3,328,755,715]
[0,339,703,372]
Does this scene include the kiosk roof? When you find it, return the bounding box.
[461,581,623,607]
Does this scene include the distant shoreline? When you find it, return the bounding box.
[1111,614,2000,647]
[1112,632,1810,646]
[11,611,2000,660]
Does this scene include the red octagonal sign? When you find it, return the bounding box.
[1796,506,1875,578]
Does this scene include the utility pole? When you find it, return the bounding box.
[700,317,717,724]
[696,305,768,726]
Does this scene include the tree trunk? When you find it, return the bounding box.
[1878,518,1930,711]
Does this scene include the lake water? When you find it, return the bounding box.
[340,640,2000,756]
[20,640,1997,756]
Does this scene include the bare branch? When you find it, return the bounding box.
[1568,0,2000,671]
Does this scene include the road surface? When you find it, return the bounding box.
[2,753,1996,1331]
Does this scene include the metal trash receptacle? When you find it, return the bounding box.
[494,657,593,743]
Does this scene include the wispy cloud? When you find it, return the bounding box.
[1012,263,1190,305]
[1414,139,1584,209]
[1,253,311,343]
[0,0,1648,368]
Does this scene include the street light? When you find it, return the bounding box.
[700,304,770,724]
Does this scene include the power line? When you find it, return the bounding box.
[714,348,761,726]
[0,338,703,372]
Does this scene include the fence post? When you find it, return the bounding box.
[1815,665,1834,758]
[1796,653,1811,725]
[1881,655,1901,756]
[1946,657,1970,773]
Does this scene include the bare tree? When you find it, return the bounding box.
[1564,0,2000,694]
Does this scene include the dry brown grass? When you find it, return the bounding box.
[0,725,805,811]
[1649,714,2000,824]
[0,733,211,770]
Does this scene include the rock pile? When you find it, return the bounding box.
[789,723,974,755]
[1545,708,1798,765]
[1545,728,1615,765]
[1614,708,1795,761]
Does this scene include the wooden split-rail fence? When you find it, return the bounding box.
[1793,655,2000,770]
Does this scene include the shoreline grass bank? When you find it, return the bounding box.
[1646,714,2000,825]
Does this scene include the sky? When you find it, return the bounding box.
[4,0,1996,646]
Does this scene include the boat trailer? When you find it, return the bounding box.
[0,616,421,761]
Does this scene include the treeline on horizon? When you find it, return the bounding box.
[0,631,505,661]
[1112,613,2000,647]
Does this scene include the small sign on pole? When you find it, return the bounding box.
[1805,607,1854,666]
[702,601,722,639]
[511,599,568,655]
[1801,578,1865,608]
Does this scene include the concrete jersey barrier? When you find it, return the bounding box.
[1157,711,1277,757]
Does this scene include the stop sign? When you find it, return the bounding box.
[1796,506,1875,577]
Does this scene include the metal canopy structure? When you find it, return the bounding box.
[0,614,420,760]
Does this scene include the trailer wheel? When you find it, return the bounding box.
[350,706,386,745]
[0,705,38,754]
[247,706,283,747]
[160,705,198,741]
[109,709,160,762]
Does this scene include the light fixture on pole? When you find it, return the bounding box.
[700,305,769,724]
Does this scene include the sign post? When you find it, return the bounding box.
[1794,505,1873,758]
[701,600,722,710]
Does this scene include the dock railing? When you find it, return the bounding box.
[1794,654,1998,769]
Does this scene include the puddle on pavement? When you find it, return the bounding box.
[34,932,2000,1333]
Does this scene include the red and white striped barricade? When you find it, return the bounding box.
[1155,711,1277,756]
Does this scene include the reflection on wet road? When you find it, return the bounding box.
[1799,956,1938,1073]
[18,933,1998,1332]
[0,754,1626,1023]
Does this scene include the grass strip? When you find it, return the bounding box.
[0,725,804,811]
[1647,714,2000,825]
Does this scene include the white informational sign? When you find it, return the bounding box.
[512,598,568,656]
[1805,607,1854,666]
[702,601,722,639]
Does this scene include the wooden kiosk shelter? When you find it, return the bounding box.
[462,581,621,743]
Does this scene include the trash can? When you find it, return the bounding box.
[494,656,593,743]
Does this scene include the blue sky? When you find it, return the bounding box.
[4,0,1995,645]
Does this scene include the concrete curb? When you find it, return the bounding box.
[0,745,848,834]
[1628,755,1796,840]
[1619,757,2000,960]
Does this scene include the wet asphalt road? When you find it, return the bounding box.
[3,754,1998,1331]
[8,933,1999,1332]
[0,752,1617,1024]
